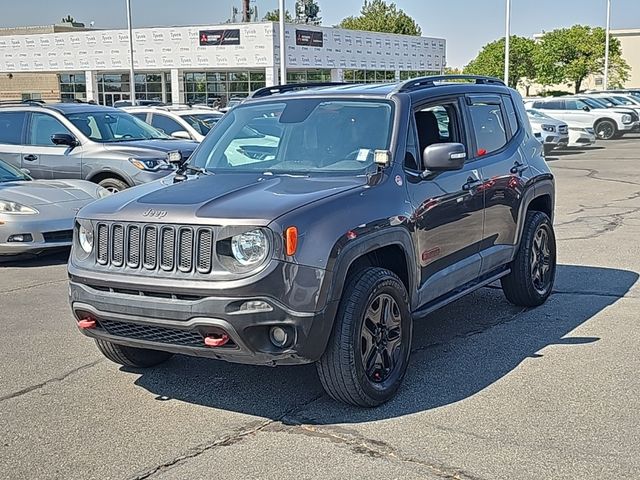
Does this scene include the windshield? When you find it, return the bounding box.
[189,99,394,175]
[0,159,29,183]
[579,97,608,109]
[66,111,172,143]
[613,95,639,105]
[527,109,553,119]
[180,113,223,136]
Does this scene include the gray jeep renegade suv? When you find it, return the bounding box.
[69,76,556,407]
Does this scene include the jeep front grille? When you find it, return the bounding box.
[95,222,215,275]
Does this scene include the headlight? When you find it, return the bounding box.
[128,158,171,171]
[231,229,268,266]
[96,186,111,198]
[622,114,632,124]
[0,200,38,214]
[77,220,94,255]
[541,124,556,132]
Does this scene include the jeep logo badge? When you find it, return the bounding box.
[142,209,168,218]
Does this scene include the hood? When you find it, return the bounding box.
[78,173,367,225]
[102,138,198,159]
[0,179,96,207]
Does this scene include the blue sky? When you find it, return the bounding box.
[2,0,640,67]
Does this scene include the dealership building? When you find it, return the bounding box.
[0,22,446,106]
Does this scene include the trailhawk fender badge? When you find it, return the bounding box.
[142,209,168,219]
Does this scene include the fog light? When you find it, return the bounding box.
[269,326,288,347]
[239,300,273,313]
[7,234,33,243]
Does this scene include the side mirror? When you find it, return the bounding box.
[582,106,591,112]
[51,133,79,147]
[422,143,466,173]
[171,130,192,140]
[20,168,31,176]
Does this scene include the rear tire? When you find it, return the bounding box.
[501,211,556,307]
[316,267,412,407]
[95,339,173,368]
[97,177,129,193]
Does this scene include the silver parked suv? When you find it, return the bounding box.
[0,101,199,192]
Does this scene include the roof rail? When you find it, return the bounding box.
[0,99,46,107]
[394,75,505,93]
[251,82,350,98]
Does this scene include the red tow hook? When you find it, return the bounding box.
[204,334,229,347]
[78,318,97,329]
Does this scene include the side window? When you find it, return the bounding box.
[543,100,563,110]
[132,113,148,121]
[565,100,580,111]
[0,112,27,145]
[503,96,519,136]
[468,102,507,156]
[28,113,71,146]
[404,117,420,171]
[414,102,461,161]
[151,114,183,135]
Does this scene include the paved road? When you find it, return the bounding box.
[2,138,639,480]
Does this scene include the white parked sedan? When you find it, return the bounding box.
[0,159,109,257]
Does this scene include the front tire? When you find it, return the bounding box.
[98,177,129,193]
[594,119,617,140]
[316,267,412,407]
[501,211,556,307]
[95,339,173,368]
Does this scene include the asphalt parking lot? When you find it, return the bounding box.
[2,138,639,480]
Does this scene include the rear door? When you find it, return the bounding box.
[466,94,530,275]
[0,111,29,174]
[25,112,83,179]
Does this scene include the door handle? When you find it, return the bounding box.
[462,176,482,191]
[510,161,528,175]
[23,154,38,162]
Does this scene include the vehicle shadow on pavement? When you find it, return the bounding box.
[0,249,69,268]
[131,264,637,423]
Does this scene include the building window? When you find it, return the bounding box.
[21,92,43,101]
[344,70,396,84]
[96,72,172,106]
[184,70,266,107]
[59,73,86,102]
[286,69,331,83]
[399,70,441,81]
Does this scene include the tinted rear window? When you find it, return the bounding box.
[0,112,27,145]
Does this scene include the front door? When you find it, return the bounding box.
[25,112,83,179]
[406,97,485,307]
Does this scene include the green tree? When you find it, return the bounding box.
[263,9,293,22]
[536,25,630,93]
[464,36,537,89]
[338,0,421,36]
[444,66,462,75]
[295,0,321,25]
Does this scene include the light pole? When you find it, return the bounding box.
[126,0,136,105]
[504,0,511,85]
[279,0,287,85]
[603,0,612,90]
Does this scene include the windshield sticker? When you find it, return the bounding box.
[356,149,370,162]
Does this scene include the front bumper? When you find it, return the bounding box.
[68,263,338,366]
[620,121,640,132]
[0,215,73,256]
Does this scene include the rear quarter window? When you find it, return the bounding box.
[469,103,507,155]
[0,111,27,145]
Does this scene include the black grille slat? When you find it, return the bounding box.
[111,225,124,266]
[127,226,140,267]
[143,226,157,269]
[97,224,108,264]
[98,319,204,347]
[197,229,213,273]
[178,228,194,272]
[160,227,175,271]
